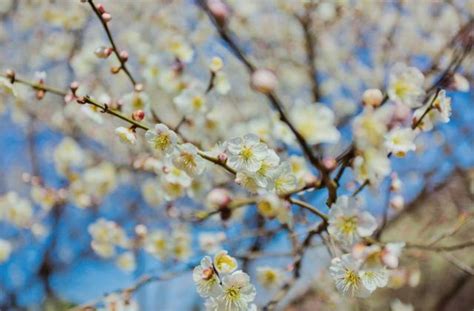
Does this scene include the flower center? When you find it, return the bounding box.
[344,269,360,287]
[154,134,171,151]
[339,216,358,235]
[240,146,253,161]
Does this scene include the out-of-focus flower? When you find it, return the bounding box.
[269,162,298,195]
[328,195,377,245]
[145,230,169,260]
[384,127,417,157]
[53,137,84,175]
[0,239,12,263]
[0,192,33,228]
[291,102,340,145]
[199,232,226,254]
[353,148,391,184]
[388,63,424,108]
[257,266,285,289]
[115,127,137,145]
[413,89,451,131]
[173,86,207,116]
[116,252,136,272]
[173,143,205,177]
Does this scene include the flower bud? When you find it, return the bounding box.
[96,3,106,14]
[390,194,404,211]
[5,69,15,83]
[36,89,45,100]
[451,73,469,92]
[206,188,232,209]
[251,68,278,94]
[362,88,383,107]
[209,56,224,73]
[132,110,145,121]
[322,157,337,170]
[217,152,228,162]
[134,83,144,92]
[70,81,79,93]
[207,0,230,27]
[119,50,129,62]
[94,46,112,58]
[101,12,112,23]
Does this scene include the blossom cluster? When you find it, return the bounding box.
[193,251,256,311]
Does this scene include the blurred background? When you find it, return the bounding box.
[0,1,473,310]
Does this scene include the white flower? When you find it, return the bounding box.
[82,162,117,197]
[254,149,280,188]
[353,106,391,149]
[329,254,371,297]
[168,38,194,63]
[215,71,231,95]
[213,250,238,274]
[116,252,136,272]
[173,86,207,116]
[256,266,285,289]
[227,134,268,172]
[53,137,84,174]
[269,162,297,195]
[171,226,192,261]
[145,230,169,260]
[328,196,377,245]
[257,193,285,219]
[388,63,425,108]
[199,232,226,254]
[0,192,33,228]
[88,218,128,258]
[213,271,256,311]
[121,91,150,114]
[413,89,451,131]
[145,123,178,155]
[115,127,137,145]
[360,267,389,292]
[0,239,12,263]
[193,256,222,298]
[173,143,206,177]
[235,171,259,193]
[384,127,417,157]
[141,178,163,206]
[353,148,391,184]
[163,165,192,187]
[291,102,340,145]
[382,242,405,269]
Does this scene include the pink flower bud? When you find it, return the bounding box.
[390,194,404,211]
[207,0,229,27]
[362,88,383,107]
[94,46,111,58]
[206,188,232,209]
[217,152,228,162]
[132,110,145,121]
[96,3,106,14]
[70,81,79,92]
[251,69,278,94]
[101,12,112,22]
[119,50,129,62]
[322,157,337,170]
